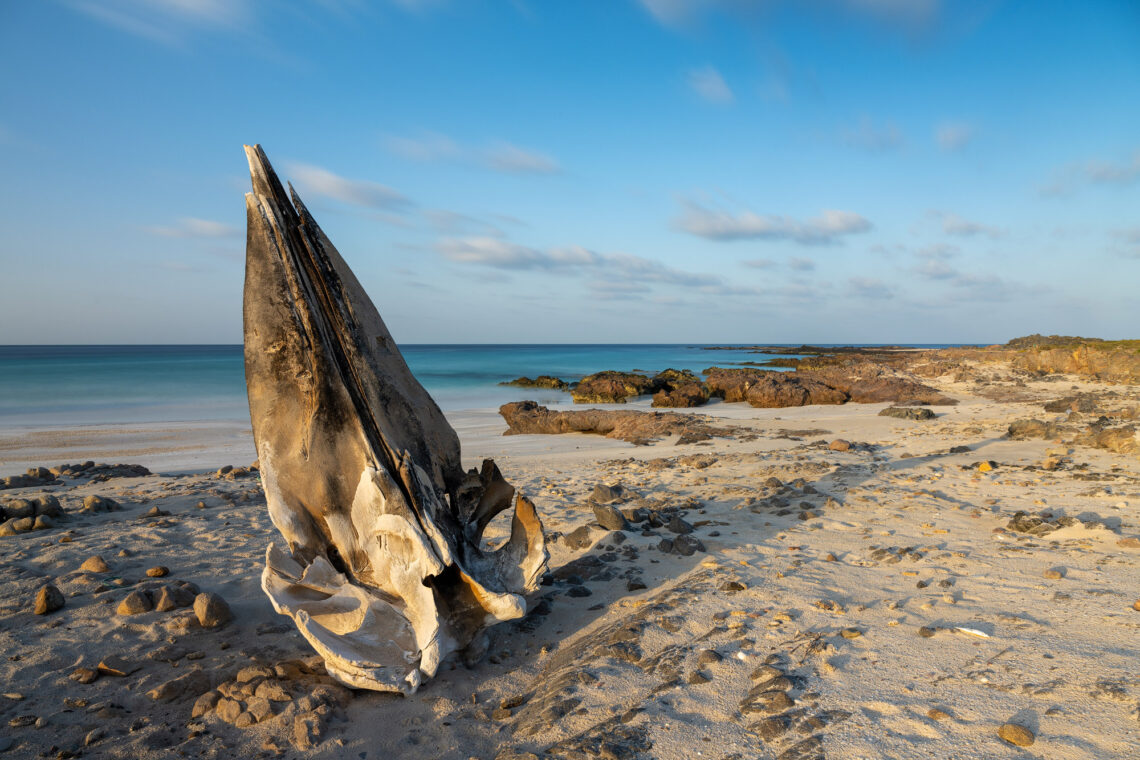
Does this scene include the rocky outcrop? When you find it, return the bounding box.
[571,371,658,403]
[743,374,847,408]
[499,401,740,445]
[703,363,954,409]
[1009,344,1140,383]
[500,376,570,391]
[652,383,708,408]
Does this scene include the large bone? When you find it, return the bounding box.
[242,144,548,693]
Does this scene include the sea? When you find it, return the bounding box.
[0,344,956,427]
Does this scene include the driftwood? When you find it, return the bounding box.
[242,144,547,693]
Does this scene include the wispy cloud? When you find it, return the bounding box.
[148,217,240,238]
[935,121,975,151]
[286,163,412,210]
[437,235,757,295]
[842,116,904,152]
[848,276,894,299]
[931,210,1003,239]
[68,0,251,46]
[483,142,561,174]
[676,201,872,245]
[688,66,734,104]
[1041,148,1140,196]
[384,132,561,175]
[741,258,777,269]
[1111,228,1140,259]
[423,209,506,237]
[913,243,959,279]
[638,0,941,33]
[788,257,816,271]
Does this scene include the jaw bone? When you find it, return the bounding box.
[242,144,548,693]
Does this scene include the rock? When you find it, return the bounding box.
[2,499,35,519]
[499,375,569,390]
[571,371,658,403]
[686,671,710,684]
[293,711,326,750]
[671,535,705,556]
[626,578,647,591]
[247,697,274,723]
[592,483,624,503]
[666,516,694,535]
[192,691,220,718]
[879,406,936,420]
[499,401,740,446]
[10,517,33,532]
[31,515,53,530]
[81,495,120,513]
[998,723,1035,747]
[34,495,62,517]
[194,592,232,628]
[751,716,789,742]
[745,374,847,409]
[927,708,950,721]
[70,668,98,684]
[917,626,936,638]
[1008,419,1062,441]
[563,525,595,550]
[155,583,196,611]
[237,665,275,683]
[829,439,851,452]
[117,590,154,616]
[591,503,630,532]
[79,556,110,573]
[652,383,709,408]
[255,681,292,702]
[697,649,723,665]
[216,697,243,724]
[839,627,862,639]
[1043,567,1065,580]
[1133,599,1140,612]
[84,728,104,747]
[148,670,210,703]
[34,584,64,615]
[97,656,137,677]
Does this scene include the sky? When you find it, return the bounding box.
[1,0,1138,345]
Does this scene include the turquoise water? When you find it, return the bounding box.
[0,344,953,426]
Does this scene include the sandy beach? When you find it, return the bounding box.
[1,357,1138,759]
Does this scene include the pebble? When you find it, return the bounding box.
[117,589,154,615]
[33,584,64,615]
[146,566,170,578]
[70,668,98,684]
[1132,600,1140,612]
[829,439,851,452]
[998,723,1035,747]
[927,708,950,721]
[1043,567,1065,580]
[79,556,110,573]
[917,626,937,638]
[194,592,232,628]
[839,627,862,639]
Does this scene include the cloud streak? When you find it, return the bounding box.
[688,66,734,103]
[935,121,975,151]
[676,201,872,244]
[932,211,1003,239]
[1042,148,1140,196]
[842,116,904,152]
[384,132,561,175]
[287,163,412,211]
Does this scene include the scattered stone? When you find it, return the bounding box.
[32,515,53,531]
[293,711,326,750]
[216,697,243,724]
[927,708,950,721]
[591,503,629,531]
[686,671,711,684]
[829,439,851,452]
[917,626,937,638]
[563,525,595,550]
[79,556,110,573]
[1043,567,1065,580]
[879,407,936,420]
[839,627,862,639]
[117,590,154,616]
[751,715,789,742]
[719,581,746,593]
[97,656,137,677]
[147,670,209,702]
[155,583,196,612]
[191,691,220,718]
[697,649,723,666]
[592,483,625,503]
[83,728,104,747]
[81,495,120,513]
[146,566,170,578]
[194,592,232,628]
[70,668,99,684]
[34,584,64,615]
[998,723,1035,747]
[666,516,694,535]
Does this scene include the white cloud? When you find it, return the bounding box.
[68,0,250,45]
[935,121,975,151]
[1042,148,1140,196]
[842,116,904,152]
[933,211,1003,239]
[741,258,777,269]
[287,163,412,210]
[383,132,461,162]
[482,142,561,174]
[789,257,816,271]
[688,66,734,104]
[676,201,872,244]
[638,0,941,32]
[148,217,239,238]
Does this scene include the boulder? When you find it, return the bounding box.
[745,374,847,408]
[34,584,65,615]
[652,383,709,408]
[194,592,232,628]
[500,376,569,390]
[571,371,658,403]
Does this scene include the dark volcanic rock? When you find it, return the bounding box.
[592,503,630,532]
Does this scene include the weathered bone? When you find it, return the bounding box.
[242,144,548,693]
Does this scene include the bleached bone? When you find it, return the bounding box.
[242,144,548,693]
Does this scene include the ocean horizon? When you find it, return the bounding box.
[0,343,971,427]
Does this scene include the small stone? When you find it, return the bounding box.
[1132,599,1140,612]
[117,589,154,616]
[155,583,196,612]
[79,556,110,573]
[626,578,647,592]
[147,669,209,702]
[686,670,711,684]
[194,592,232,628]
[1043,567,1065,580]
[491,707,512,720]
[567,585,592,598]
[83,728,104,747]
[998,723,1035,747]
[32,515,53,531]
[718,581,746,593]
[70,668,99,684]
[751,716,789,742]
[917,626,937,638]
[191,691,220,718]
[927,708,950,721]
[146,566,169,578]
[247,697,274,723]
[216,697,243,724]
[592,483,624,503]
[34,584,64,615]
[697,649,723,666]
[666,516,694,535]
[97,656,137,677]
[255,681,292,702]
[825,553,838,562]
[234,711,256,728]
[839,627,862,639]
[293,711,325,751]
[591,503,629,532]
[828,439,851,452]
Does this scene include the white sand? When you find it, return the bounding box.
[0,368,1138,758]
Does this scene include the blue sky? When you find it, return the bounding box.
[1,0,1138,344]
